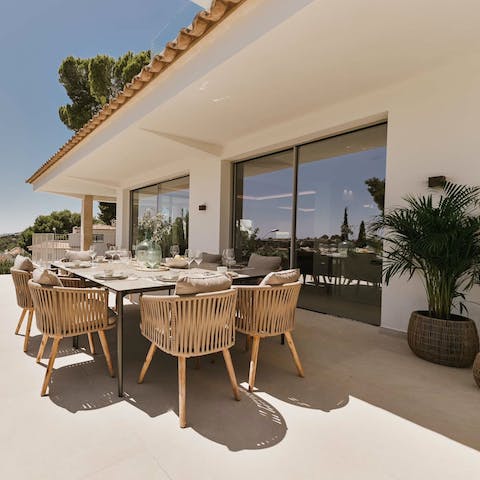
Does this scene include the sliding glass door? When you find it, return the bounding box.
[234,150,293,268]
[295,124,386,324]
[131,176,190,252]
[233,124,387,325]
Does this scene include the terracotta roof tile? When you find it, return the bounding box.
[27,0,247,184]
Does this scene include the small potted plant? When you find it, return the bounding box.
[374,182,480,367]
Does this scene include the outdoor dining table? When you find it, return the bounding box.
[51,261,269,397]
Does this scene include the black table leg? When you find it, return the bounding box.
[73,336,79,349]
[281,333,285,345]
[116,291,125,397]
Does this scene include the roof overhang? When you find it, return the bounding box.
[28,0,480,198]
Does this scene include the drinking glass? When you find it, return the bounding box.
[170,244,180,258]
[88,247,96,265]
[185,249,195,269]
[118,249,131,264]
[223,248,235,268]
[194,250,203,268]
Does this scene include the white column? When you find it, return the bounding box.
[80,195,93,250]
[115,189,130,248]
[188,158,231,253]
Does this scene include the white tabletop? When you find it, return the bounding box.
[52,261,250,294]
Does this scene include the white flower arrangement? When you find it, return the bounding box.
[138,209,171,246]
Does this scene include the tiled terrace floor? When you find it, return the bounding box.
[1,274,479,479]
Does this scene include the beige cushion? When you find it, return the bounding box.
[107,308,117,325]
[260,269,300,286]
[66,250,92,261]
[248,253,282,271]
[13,255,34,272]
[165,257,189,268]
[201,252,222,264]
[175,273,232,296]
[32,268,64,287]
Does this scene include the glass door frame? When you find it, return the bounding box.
[231,121,387,268]
[129,174,190,251]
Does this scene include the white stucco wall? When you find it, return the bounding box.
[222,52,480,332]
[116,155,226,255]
[117,52,480,333]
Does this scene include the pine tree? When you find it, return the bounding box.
[97,202,116,225]
[356,220,367,247]
[58,51,151,131]
[340,207,353,241]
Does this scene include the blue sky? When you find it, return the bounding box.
[0,0,201,234]
[241,148,386,239]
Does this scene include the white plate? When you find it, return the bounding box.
[134,266,169,272]
[154,274,179,282]
[93,273,129,281]
[64,262,91,268]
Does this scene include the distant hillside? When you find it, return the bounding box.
[0,233,20,252]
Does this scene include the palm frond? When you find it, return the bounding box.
[374,182,480,319]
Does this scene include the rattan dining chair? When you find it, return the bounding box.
[11,268,97,354]
[138,289,240,428]
[235,282,304,391]
[11,269,35,352]
[29,281,116,396]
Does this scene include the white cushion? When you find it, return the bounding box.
[260,269,300,286]
[248,253,282,271]
[32,268,64,287]
[66,250,92,261]
[165,257,189,268]
[175,273,232,296]
[13,255,34,272]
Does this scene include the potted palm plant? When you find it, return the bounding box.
[375,182,480,367]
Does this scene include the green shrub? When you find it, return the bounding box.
[0,258,14,275]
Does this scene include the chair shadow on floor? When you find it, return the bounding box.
[19,304,480,453]
[32,305,330,451]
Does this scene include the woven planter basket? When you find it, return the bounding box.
[473,354,480,388]
[407,311,479,368]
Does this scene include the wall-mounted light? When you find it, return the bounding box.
[428,176,446,188]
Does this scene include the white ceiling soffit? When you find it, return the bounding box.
[191,0,212,9]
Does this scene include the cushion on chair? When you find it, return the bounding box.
[175,273,232,295]
[247,253,282,271]
[107,308,117,325]
[66,250,92,261]
[165,257,189,268]
[32,268,64,287]
[201,252,223,264]
[13,255,34,272]
[260,269,301,286]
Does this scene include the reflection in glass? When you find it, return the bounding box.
[296,124,387,325]
[131,176,189,254]
[234,150,293,268]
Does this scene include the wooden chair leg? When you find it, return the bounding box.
[98,330,114,377]
[245,334,252,352]
[41,337,60,396]
[87,333,95,355]
[36,334,49,363]
[222,349,240,401]
[138,342,156,383]
[15,308,27,335]
[248,336,261,392]
[178,356,187,428]
[23,309,34,352]
[284,331,305,377]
